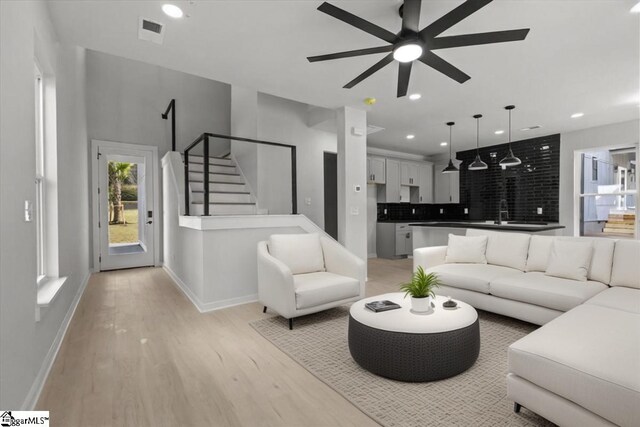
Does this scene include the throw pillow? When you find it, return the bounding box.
[269,233,325,275]
[445,234,488,264]
[545,240,593,281]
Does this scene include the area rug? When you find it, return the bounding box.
[251,307,555,427]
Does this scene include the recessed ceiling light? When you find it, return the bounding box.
[571,112,584,118]
[162,4,184,18]
[409,93,422,101]
[631,2,640,13]
[494,130,504,135]
[440,141,448,146]
[406,134,415,140]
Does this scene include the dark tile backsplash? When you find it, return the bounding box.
[378,134,560,223]
[458,134,560,223]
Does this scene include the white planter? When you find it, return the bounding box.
[411,296,433,313]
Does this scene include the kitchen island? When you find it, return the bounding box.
[410,221,565,249]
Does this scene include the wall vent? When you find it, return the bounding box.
[367,125,385,135]
[138,17,165,44]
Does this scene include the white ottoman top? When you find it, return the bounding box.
[350,293,478,334]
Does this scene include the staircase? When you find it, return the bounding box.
[603,211,636,236]
[185,155,257,215]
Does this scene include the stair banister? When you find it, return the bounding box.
[161,99,176,152]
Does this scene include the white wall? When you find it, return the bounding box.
[560,119,639,236]
[0,0,90,409]
[230,86,259,200]
[257,93,337,227]
[85,51,232,264]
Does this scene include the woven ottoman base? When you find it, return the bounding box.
[348,314,480,382]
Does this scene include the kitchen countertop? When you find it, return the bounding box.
[408,221,565,232]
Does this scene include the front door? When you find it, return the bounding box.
[93,141,157,271]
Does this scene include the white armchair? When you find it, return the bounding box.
[257,233,366,329]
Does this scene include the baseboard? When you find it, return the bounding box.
[368,253,377,259]
[162,264,257,313]
[22,269,91,410]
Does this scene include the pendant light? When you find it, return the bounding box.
[442,122,459,173]
[468,114,488,171]
[499,105,522,167]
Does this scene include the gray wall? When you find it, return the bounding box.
[86,50,231,154]
[257,93,337,227]
[0,0,90,409]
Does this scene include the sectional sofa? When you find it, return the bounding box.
[413,230,639,427]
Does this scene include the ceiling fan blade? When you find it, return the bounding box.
[401,0,422,34]
[307,45,393,62]
[421,0,493,39]
[344,53,394,89]
[318,2,399,44]
[430,29,530,50]
[397,62,412,98]
[419,51,471,84]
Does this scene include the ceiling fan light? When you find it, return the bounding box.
[393,43,423,63]
[468,155,488,171]
[442,159,459,174]
[499,149,522,167]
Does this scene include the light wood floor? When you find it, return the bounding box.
[37,258,414,426]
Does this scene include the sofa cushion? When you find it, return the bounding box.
[527,236,615,284]
[466,229,531,271]
[425,263,522,294]
[545,240,593,281]
[610,240,640,289]
[294,272,359,309]
[490,272,607,312]
[525,235,554,273]
[585,287,640,314]
[508,304,640,427]
[269,233,325,275]
[445,234,488,264]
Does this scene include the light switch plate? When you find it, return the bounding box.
[305,197,311,205]
[440,208,444,214]
[464,208,469,214]
[351,127,364,136]
[537,207,543,214]
[24,200,32,222]
[350,207,359,215]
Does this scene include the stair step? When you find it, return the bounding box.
[191,192,252,203]
[190,203,257,216]
[189,163,237,174]
[190,181,247,193]
[184,154,234,167]
[188,171,244,184]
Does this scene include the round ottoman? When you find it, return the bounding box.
[348,293,480,382]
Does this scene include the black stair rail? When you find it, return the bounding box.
[161,99,176,151]
[183,133,297,216]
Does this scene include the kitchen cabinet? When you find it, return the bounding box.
[434,162,460,203]
[412,163,433,204]
[367,156,386,184]
[377,159,400,203]
[376,223,413,258]
[400,162,419,186]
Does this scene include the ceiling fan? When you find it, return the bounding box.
[307,0,530,97]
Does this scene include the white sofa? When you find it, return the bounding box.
[414,231,640,427]
[257,233,365,329]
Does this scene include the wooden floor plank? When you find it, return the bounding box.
[37,258,414,426]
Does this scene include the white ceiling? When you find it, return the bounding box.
[47,0,640,155]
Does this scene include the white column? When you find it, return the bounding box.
[336,106,368,266]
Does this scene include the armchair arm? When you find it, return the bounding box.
[413,246,447,272]
[257,241,297,317]
[320,236,366,296]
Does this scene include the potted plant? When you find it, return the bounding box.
[400,266,441,313]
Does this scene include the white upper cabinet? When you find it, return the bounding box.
[367,156,386,184]
[434,162,460,204]
[378,158,400,203]
[414,163,433,204]
[400,162,419,186]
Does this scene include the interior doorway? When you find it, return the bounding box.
[323,151,338,240]
[92,140,159,270]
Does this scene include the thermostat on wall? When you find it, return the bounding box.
[354,185,361,192]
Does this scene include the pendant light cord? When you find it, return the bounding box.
[476,117,480,153]
[509,108,512,145]
[449,125,453,158]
